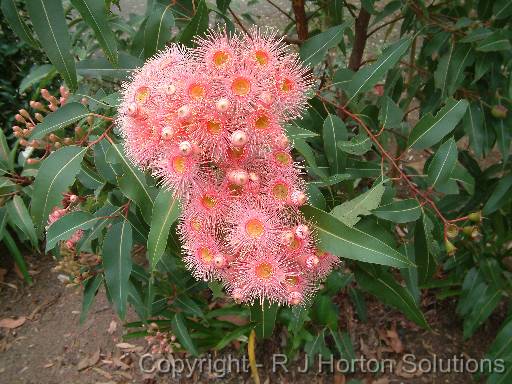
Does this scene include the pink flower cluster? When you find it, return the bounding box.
[118,29,339,305]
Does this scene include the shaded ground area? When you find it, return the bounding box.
[0,253,500,384]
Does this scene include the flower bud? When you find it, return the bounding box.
[19,109,30,119]
[445,239,457,256]
[305,255,320,269]
[166,84,176,96]
[274,133,289,149]
[260,91,273,104]
[290,190,307,206]
[230,130,248,147]
[468,211,482,222]
[177,105,191,119]
[491,105,508,119]
[232,170,248,186]
[462,226,479,238]
[295,224,310,239]
[281,230,295,245]
[161,126,174,140]
[35,113,44,122]
[214,254,226,268]
[216,97,230,112]
[288,291,303,305]
[178,141,193,155]
[248,172,259,183]
[15,114,26,124]
[127,103,138,117]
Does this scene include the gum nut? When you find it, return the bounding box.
[232,289,243,302]
[177,105,191,119]
[227,170,237,183]
[288,291,303,305]
[216,98,230,112]
[295,224,310,239]
[179,141,193,155]
[291,191,307,206]
[230,130,248,147]
[161,126,174,139]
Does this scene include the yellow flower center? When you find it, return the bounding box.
[286,276,299,286]
[232,77,251,96]
[255,262,273,279]
[191,218,202,232]
[288,236,301,251]
[213,50,230,67]
[228,147,245,160]
[280,78,294,93]
[274,151,292,166]
[201,194,216,209]
[272,182,289,200]
[206,120,222,135]
[198,247,213,263]
[245,218,264,238]
[254,50,269,65]
[254,114,270,130]
[189,83,206,99]
[172,156,186,174]
[135,86,150,103]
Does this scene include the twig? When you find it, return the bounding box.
[367,15,405,38]
[228,7,251,36]
[291,0,308,41]
[348,7,371,71]
[265,0,294,22]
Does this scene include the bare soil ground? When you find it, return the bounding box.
[0,253,501,384]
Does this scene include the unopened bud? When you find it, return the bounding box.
[19,109,30,119]
[178,141,193,156]
[54,142,62,149]
[19,139,28,146]
[462,226,479,238]
[26,158,39,165]
[15,114,26,124]
[248,172,259,183]
[214,254,226,268]
[177,105,191,119]
[260,91,273,104]
[491,105,508,119]
[127,103,138,117]
[281,230,295,245]
[305,255,320,269]
[216,97,230,112]
[288,291,303,305]
[274,133,289,149]
[166,84,176,96]
[230,130,248,147]
[75,126,83,136]
[445,239,457,256]
[468,211,482,222]
[63,138,73,145]
[59,86,69,98]
[35,113,44,122]
[30,100,45,111]
[291,190,307,206]
[232,170,248,186]
[295,224,310,239]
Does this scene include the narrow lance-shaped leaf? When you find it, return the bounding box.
[250,302,279,339]
[373,199,421,223]
[1,0,38,47]
[337,132,372,155]
[301,205,414,268]
[147,189,181,269]
[408,98,468,150]
[45,211,99,252]
[355,265,428,328]
[103,220,133,320]
[6,195,38,248]
[178,0,209,47]
[31,146,86,235]
[19,64,56,93]
[322,114,347,174]
[300,23,349,67]
[414,211,436,285]
[30,102,89,140]
[346,36,412,101]
[26,0,77,91]
[171,313,199,356]
[71,0,118,64]
[80,275,103,323]
[463,102,484,158]
[483,174,512,215]
[143,1,175,58]
[427,137,457,188]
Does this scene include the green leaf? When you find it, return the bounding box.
[147,189,181,269]
[30,102,89,140]
[322,114,347,174]
[103,220,133,319]
[286,123,318,140]
[0,129,9,163]
[143,1,175,58]
[80,275,103,323]
[414,211,436,285]
[3,230,32,284]
[71,0,118,65]
[19,64,56,93]
[6,195,38,248]
[178,0,209,46]
[301,205,414,268]
[349,287,368,322]
[331,329,355,360]
[379,96,403,129]
[487,317,512,361]
[463,103,484,158]
[31,146,86,235]
[45,211,98,252]
[493,0,512,19]
[331,182,385,227]
[313,295,338,329]
[250,301,278,339]
[476,33,512,52]
[373,199,421,223]
[355,265,428,328]
[346,37,412,100]
[26,0,77,91]
[434,41,454,99]
[215,325,253,350]
[171,313,199,356]
[483,174,512,215]
[463,284,501,339]
[1,0,38,47]
[427,137,457,188]
[408,98,468,150]
[76,52,142,79]
[457,268,484,316]
[299,23,348,67]
[108,143,156,224]
[337,132,372,155]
